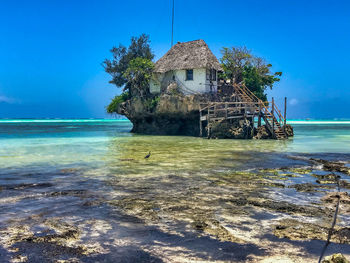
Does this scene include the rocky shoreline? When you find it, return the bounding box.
[1,156,350,262]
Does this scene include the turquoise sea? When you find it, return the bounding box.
[0,119,350,262]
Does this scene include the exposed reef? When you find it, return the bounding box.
[1,157,350,262]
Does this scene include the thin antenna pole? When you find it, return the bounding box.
[171,0,174,47]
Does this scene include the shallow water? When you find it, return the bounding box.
[0,120,350,262]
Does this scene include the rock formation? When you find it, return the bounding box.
[117,91,205,136]
[117,84,293,139]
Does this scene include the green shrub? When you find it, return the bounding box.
[144,96,160,111]
[106,92,129,114]
[150,96,160,109]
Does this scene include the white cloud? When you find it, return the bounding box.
[0,95,20,104]
[289,98,298,106]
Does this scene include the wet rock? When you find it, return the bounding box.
[1,183,53,190]
[314,173,341,185]
[60,168,81,174]
[229,197,329,217]
[288,183,319,192]
[0,219,93,262]
[254,125,271,139]
[26,229,79,244]
[313,173,340,180]
[340,180,350,189]
[48,190,88,197]
[12,254,28,262]
[322,253,349,263]
[117,89,296,138]
[283,124,294,137]
[191,218,244,243]
[191,220,208,231]
[322,192,350,205]
[118,94,204,136]
[109,198,159,221]
[287,167,313,174]
[82,199,102,207]
[274,219,350,244]
[208,121,234,139]
[317,179,338,184]
[310,159,350,175]
[209,119,254,139]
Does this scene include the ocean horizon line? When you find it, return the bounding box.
[1,118,350,124]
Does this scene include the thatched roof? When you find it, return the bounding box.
[154,40,222,73]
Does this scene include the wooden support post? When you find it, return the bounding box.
[258,103,262,127]
[284,97,287,127]
[207,105,210,139]
[251,113,255,137]
[272,97,275,137]
[207,124,211,139]
[225,102,228,119]
[199,109,203,137]
[208,104,210,121]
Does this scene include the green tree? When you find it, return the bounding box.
[220,47,252,83]
[220,46,282,101]
[103,34,154,97]
[123,57,154,98]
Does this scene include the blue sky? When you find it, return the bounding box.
[0,0,349,119]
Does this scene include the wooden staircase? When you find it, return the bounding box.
[233,84,288,140]
[261,109,287,140]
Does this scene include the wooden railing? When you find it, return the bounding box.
[272,103,285,126]
[232,84,288,139]
[199,101,261,137]
[198,83,288,139]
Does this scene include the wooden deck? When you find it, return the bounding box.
[199,84,288,140]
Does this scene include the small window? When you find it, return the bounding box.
[206,69,217,81]
[186,69,193,81]
[211,69,217,81]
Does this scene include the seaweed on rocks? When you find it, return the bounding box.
[274,219,350,244]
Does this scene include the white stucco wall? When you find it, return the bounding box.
[150,78,161,94]
[149,68,218,94]
[172,68,204,93]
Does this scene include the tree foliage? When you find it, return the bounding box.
[106,92,129,114]
[220,47,282,101]
[123,57,154,97]
[103,34,154,97]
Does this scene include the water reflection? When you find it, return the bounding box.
[105,135,292,177]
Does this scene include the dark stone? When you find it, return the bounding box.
[288,183,319,192]
[117,94,205,136]
[310,159,350,175]
[130,112,200,136]
[209,119,255,139]
[254,125,272,139]
[283,124,294,137]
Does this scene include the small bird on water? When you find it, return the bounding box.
[144,151,151,159]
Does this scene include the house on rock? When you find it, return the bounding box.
[142,40,291,140]
[150,40,223,95]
